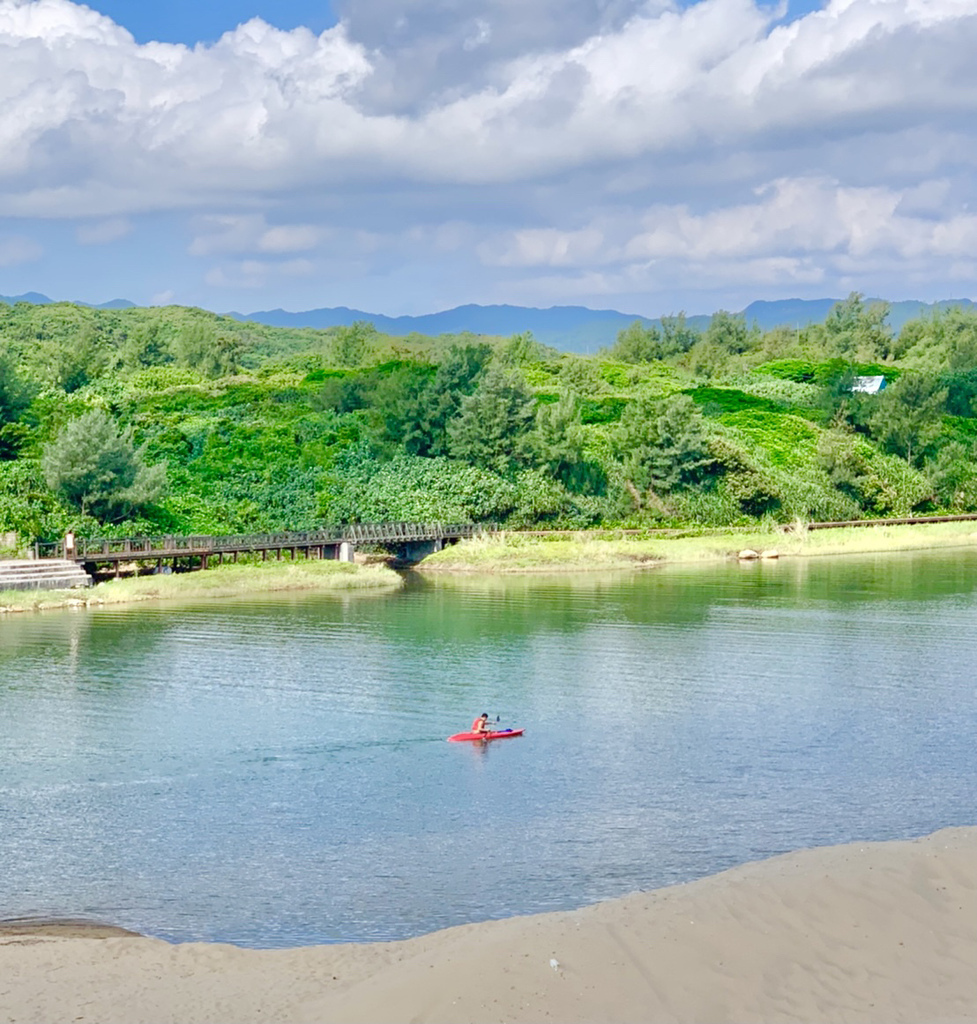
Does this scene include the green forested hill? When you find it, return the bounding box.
[2,294,976,548]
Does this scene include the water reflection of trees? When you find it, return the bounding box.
[0,607,183,691]
[3,548,976,695]
[410,548,977,639]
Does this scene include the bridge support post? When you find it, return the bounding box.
[401,538,443,563]
[338,542,355,563]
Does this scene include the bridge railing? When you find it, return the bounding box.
[343,522,483,544]
[34,522,491,560]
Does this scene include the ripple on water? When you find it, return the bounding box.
[1,554,976,946]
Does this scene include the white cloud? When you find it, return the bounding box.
[479,226,605,267]
[624,178,977,264]
[258,225,320,253]
[204,255,317,289]
[76,217,131,244]
[0,232,42,266]
[333,0,644,113]
[480,177,977,270]
[473,176,977,304]
[189,215,322,255]
[2,0,976,207]
[462,19,491,52]
[205,260,269,289]
[507,252,829,306]
[2,0,977,307]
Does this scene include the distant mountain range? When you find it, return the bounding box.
[3,292,975,352]
[233,297,977,350]
[0,291,134,310]
[230,302,687,352]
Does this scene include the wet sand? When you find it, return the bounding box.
[0,918,138,941]
[1,826,974,1024]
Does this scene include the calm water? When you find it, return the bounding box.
[1,551,976,947]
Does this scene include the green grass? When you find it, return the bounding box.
[419,521,977,573]
[0,559,402,613]
[687,386,784,415]
[719,411,821,469]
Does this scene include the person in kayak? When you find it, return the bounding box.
[471,713,492,735]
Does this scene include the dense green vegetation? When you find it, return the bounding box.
[2,293,976,547]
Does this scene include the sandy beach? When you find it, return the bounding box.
[1,826,974,1024]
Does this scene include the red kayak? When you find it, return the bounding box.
[447,728,524,743]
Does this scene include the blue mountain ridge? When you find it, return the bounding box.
[0,292,134,310]
[3,293,974,352]
[227,298,976,351]
[228,302,694,352]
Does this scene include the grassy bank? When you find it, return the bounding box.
[0,559,402,613]
[420,520,977,572]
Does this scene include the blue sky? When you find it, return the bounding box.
[80,0,828,44]
[84,1,339,44]
[2,0,976,317]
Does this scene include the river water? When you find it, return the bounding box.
[1,550,976,947]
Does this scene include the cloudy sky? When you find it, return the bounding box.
[1,0,976,316]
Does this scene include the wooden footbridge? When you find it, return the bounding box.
[34,522,488,575]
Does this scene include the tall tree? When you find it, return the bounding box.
[424,343,492,455]
[607,321,663,363]
[0,354,31,459]
[869,372,947,465]
[371,363,439,454]
[558,356,605,396]
[375,343,491,456]
[330,321,378,367]
[448,367,536,474]
[824,292,891,359]
[42,409,167,521]
[173,323,242,376]
[532,391,604,493]
[496,332,551,367]
[122,321,171,369]
[617,395,713,507]
[660,312,701,354]
[704,310,752,354]
[930,441,977,509]
[38,325,106,392]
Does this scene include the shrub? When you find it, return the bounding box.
[321,451,519,523]
[579,396,628,424]
[754,359,817,382]
[719,411,821,470]
[685,387,784,416]
[708,435,782,517]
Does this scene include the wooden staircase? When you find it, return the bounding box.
[0,560,92,592]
